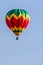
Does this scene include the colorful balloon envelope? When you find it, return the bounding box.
[5,9,30,40]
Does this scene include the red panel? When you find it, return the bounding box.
[12,16,25,28]
[6,17,30,29]
[23,18,29,29]
[10,16,15,28]
[6,18,11,28]
[18,16,25,28]
[12,17,18,28]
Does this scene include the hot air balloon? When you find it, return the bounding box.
[5,9,30,40]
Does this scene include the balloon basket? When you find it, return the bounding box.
[16,36,19,40]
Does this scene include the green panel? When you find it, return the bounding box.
[13,9,20,16]
[12,30,23,33]
[20,9,28,16]
[6,9,28,17]
[20,10,26,16]
[7,10,14,17]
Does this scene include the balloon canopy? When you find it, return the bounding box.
[5,9,30,40]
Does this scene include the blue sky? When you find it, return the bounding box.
[0,0,43,65]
